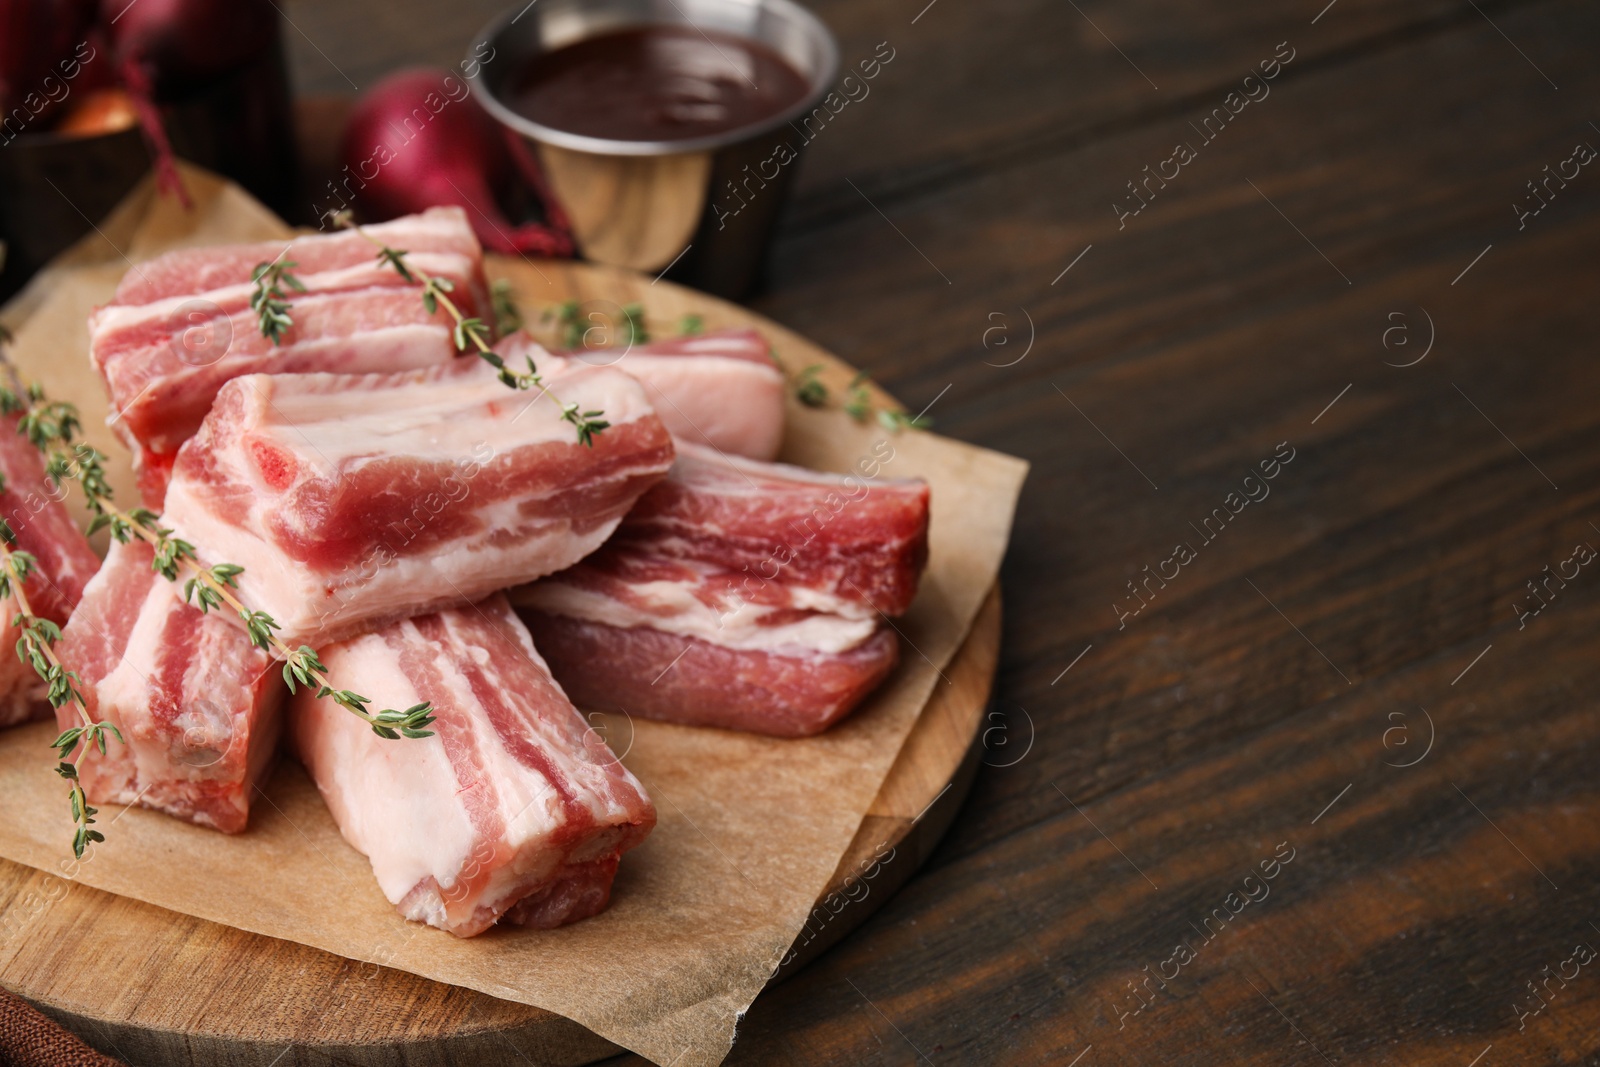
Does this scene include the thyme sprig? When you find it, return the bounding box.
[876,409,933,432]
[491,278,523,335]
[773,355,931,432]
[281,645,433,740]
[545,300,649,349]
[70,470,435,741]
[543,301,580,349]
[0,476,120,858]
[330,212,610,449]
[842,371,872,421]
[621,302,648,346]
[250,259,306,345]
[795,365,829,409]
[0,381,81,447]
[0,342,121,857]
[477,349,612,447]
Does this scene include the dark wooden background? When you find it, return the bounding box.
[281,0,1600,1063]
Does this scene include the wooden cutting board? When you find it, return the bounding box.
[0,256,1000,1066]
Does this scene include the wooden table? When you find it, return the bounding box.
[226,0,1600,1062]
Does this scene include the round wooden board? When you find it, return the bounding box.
[0,258,1001,1067]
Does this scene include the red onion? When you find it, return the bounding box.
[339,68,573,258]
[102,0,276,98]
[101,0,278,207]
[0,0,97,123]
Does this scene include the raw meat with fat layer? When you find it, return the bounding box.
[609,443,928,615]
[55,540,284,832]
[0,416,103,727]
[289,595,655,936]
[160,359,675,645]
[512,444,929,736]
[521,613,901,737]
[89,208,488,505]
[503,328,785,460]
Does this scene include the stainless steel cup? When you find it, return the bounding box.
[469,0,839,299]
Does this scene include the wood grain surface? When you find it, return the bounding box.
[585,0,1586,1063]
[707,2,1600,1064]
[11,0,1600,1061]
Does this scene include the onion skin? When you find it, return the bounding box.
[0,0,98,124]
[102,0,277,98]
[101,0,278,206]
[340,68,573,258]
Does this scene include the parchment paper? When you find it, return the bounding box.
[0,166,1028,1066]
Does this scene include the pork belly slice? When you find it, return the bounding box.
[614,442,929,616]
[288,595,655,937]
[510,444,929,736]
[54,540,284,832]
[586,328,776,368]
[91,208,489,505]
[99,290,474,500]
[505,328,784,460]
[0,416,102,728]
[521,611,900,737]
[107,207,487,309]
[161,359,675,645]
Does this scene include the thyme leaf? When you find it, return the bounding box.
[491,279,523,335]
[621,303,648,345]
[878,409,933,432]
[795,365,829,408]
[250,259,306,345]
[772,353,930,433]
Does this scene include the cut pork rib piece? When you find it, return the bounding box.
[108,208,487,307]
[90,208,489,505]
[0,416,103,728]
[504,328,785,460]
[160,359,675,645]
[288,595,655,936]
[522,613,901,738]
[511,443,930,736]
[610,442,929,615]
[54,540,284,832]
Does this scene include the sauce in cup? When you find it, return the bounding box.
[509,26,811,144]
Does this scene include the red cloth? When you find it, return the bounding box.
[0,988,124,1067]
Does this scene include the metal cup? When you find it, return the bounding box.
[469,0,839,299]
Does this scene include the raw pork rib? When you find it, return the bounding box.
[503,328,784,460]
[289,595,655,936]
[89,208,488,505]
[513,444,930,736]
[0,416,102,727]
[160,359,675,644]
[54,540,283,832]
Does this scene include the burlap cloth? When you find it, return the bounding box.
[0,988,123,1067]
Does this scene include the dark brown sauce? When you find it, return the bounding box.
[509,26,811,143]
